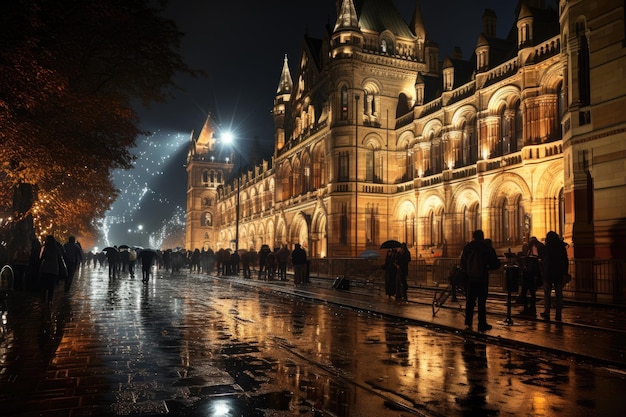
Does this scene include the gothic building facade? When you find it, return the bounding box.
[186,0,626,262]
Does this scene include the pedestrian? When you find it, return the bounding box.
[257,245,271,280]
[128,248,137,278]
[241,250,252,278]
[540,231,569,322]
[63,236,83,292]
[460,230,501,332]
[382,249,397,299]
[11,244,30,291]
[395,243,411,301]
[104,247,120,279]
[39,235,65,305]
[265,250,277,280]
[275,245,290,281]
[229,250,240,275]
[291,243,307,285]
[519,237,544,316]
[137,249,157,283]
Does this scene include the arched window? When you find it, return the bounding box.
[202,170,209,183]
[203,212,212,227]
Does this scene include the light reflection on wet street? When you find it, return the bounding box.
[1,267,625,416]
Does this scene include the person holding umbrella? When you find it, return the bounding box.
[102,246,120,279]
[137,249,158,283]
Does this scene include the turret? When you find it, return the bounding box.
[517,2,534,48]
[331,0,363,58]
[274,54,292,152]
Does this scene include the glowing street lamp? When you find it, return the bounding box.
[222,131,240,252]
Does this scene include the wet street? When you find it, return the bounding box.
[1,266,625,416]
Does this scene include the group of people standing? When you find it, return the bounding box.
[382,242,411,302]
[9,235,83,305]
[459,229,569,332]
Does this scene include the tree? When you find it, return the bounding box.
[0,0,200,253]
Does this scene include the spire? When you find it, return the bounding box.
[410,0,426,39]
[276,54,293,94]
[196,113,218,149]
[333,0,359,32]
[410,1,426,62]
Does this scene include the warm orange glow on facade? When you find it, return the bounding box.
[187,0,626,262]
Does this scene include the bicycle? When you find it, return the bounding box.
[432,266,466,316]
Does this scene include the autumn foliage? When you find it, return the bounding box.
[0,0,198,248]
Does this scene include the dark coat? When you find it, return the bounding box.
[542,232,568,284]
[460,240,501,282]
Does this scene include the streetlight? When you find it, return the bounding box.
[222,132,240,252]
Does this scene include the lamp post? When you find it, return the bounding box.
[354,94,359,257]
[222,132,240,252]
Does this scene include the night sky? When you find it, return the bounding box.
[98,0,555,251]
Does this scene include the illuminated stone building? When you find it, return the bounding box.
[186,0,626,261]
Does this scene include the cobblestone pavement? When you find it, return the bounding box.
[1,265,625,417]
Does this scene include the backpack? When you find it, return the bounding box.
[465,248,484,281]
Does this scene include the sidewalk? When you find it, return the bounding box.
[218,274,626,369]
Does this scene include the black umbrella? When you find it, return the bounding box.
[118,244,130,250]
[380,240,402,249]
[102,247,118,253]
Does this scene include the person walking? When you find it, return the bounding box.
[460,230,501,332]
[275,245,290,281]
[395,243,411,301]
[541,231,569,322]
[519,236,544,316]
[63,236,83,292]
[291,243,307,285]
[137,249,158,283]
[382,249,397,299]
[39,235,64,305]
[257,245,271,280]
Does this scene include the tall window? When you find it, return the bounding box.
[338,151,350,181]
[341,86,349,120]
[431,139,443,174]
[514,103,523,150]
[366,205,378,246]
[404,214,415,247]
[340,204,348,244]
[577,21,590,107]
[365,147,374,182]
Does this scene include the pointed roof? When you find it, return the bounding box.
[410,0,426,38]
[334,0,359,32]
[357,0,415,38]
[195,113,218,149]
[276,54,293,94]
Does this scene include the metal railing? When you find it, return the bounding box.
[308,257,626,304]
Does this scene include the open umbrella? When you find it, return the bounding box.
[380,240,402,249]
[118,244,130,250]
[359,249,381,259]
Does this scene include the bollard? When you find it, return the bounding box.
[503,261,520,325]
